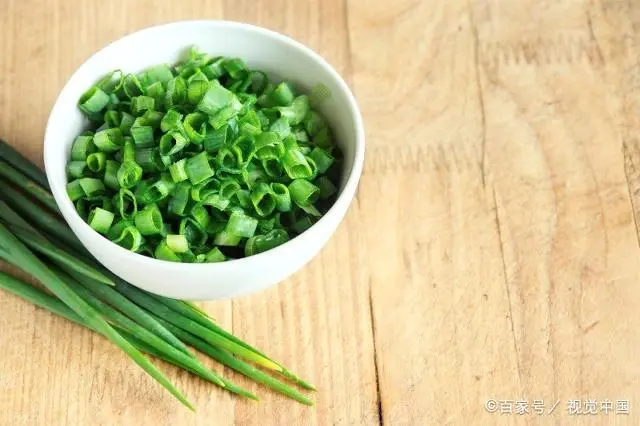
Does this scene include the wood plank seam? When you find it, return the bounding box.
[343,1,382,424]
[368,284,384,426]
[610,0,640,247]
[623,142,640,247]
[468,2,488,191]
[491,187,523,394]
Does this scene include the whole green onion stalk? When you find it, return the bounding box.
[0,141,315,407]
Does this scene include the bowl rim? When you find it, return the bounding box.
[44,19,365,271]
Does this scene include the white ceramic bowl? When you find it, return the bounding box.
[44,21,364,300]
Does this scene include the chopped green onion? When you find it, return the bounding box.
[201,57,225,80]
[104,160,121,190]
[309,147,334,174]
[115,188,138,220]
[168,182,191,216]
[214,230,241,246]
[303,110,326,136]
[112,223,144,251]
[78,87,110,116]
[135,204,164,236]
[186,152,215,184]
[271,183,292,212]
[282,149,313,179]
[197,82,234,116]
[65,50,342,260]
[289,179,319,208]
[271,82,295,106]
[219,179,241,199]
[179,217,207,247]
[93,128,124,153]
[159,130,189,156]
[191,177,220,201]
[117,161,143,189]
[161,109,184,132]
[68,178,105,201]
[190,203,210,229]
[201,193,229,211]
[131,95,155,116]
[131,126,155,147]
[262,158,283,179]
[293,216,314,233]
[270,117,291,139]
[88,207,114,234]
[203,124,227,153]
[226,211,258,238]
[141,64,174,86]
[155,239,182,262]
[222,57,248,79]
[67,161,88,179]
[71,135,96,161]
[203,247,225,262]
[183,112,207,143]
[146,81,166,103]
[312,127,332,148]
[234,189,252,210]
[123,74,144,98]
[250,183,276,217]
[165,76,187,108]
[141,110,165,129]
[166,234,189,253]
[277,95,309,125]
[187,79,209,105]
[316,175,338,200]
[169,158,189,183]
[245,229,289,256]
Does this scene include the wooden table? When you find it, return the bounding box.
[2,0,640,424]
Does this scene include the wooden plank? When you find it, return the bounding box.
[3,0,640,424]
[0,0,378,425]
[222,1,378,424]
[0,1,237,425]
[348,0,640,424]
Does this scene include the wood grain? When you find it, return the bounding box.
[2,0,640,424]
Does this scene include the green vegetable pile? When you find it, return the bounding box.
[0,140,314,408]
[66,47,341,262]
